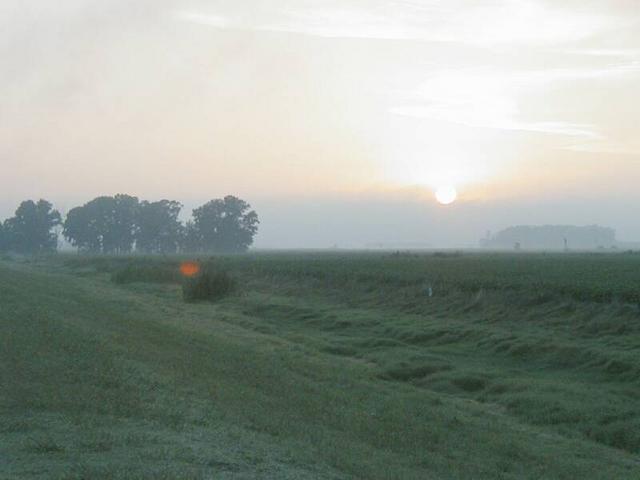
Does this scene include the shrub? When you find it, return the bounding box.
[182,267,236,302]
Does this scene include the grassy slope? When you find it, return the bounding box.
[1,254,639,479]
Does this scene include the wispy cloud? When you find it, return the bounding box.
[563,141,640,155]
[174,0,614,46]
[387,60,640,138]
[174,12,232,29]
[560,48,640,59]
[391,105,600,138]
[174,2,639,146]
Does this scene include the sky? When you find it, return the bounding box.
[1,0,639,247]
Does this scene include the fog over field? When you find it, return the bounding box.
[4,3,640,478]
[2,0,640,247]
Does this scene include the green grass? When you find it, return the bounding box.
[1,252,639,478]
[182,266,237,303]
[111,262,182,285]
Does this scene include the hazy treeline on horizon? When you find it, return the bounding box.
[0,194,259,255]
[482,225,618,251]
[0,194,624,255]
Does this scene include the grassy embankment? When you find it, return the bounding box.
[1,252,639,479]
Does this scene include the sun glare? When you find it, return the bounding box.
[435,186,458,205]
[180,261,201,277]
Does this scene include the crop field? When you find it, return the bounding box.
[1,252,640,479]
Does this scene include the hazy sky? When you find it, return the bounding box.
[2,0,640,247]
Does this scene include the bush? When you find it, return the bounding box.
[182,267,236,302]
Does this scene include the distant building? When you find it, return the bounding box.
[480,225,616,250]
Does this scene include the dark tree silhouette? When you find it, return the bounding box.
[191,196,259,253]
[2,200,61,254]
[63,195,139,254]
[64,203,100,253]
[136,200,183,254]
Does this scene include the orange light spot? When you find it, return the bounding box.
[180,261,200,277]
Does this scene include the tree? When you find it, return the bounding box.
[0,222,6,252]
[481,225,617,250]
[64,202,101,253]
[136,200,183,254]
[181,220,202,253]
[63,195,139,254]
[190,196,259,253]
[2,200,61,254]
[109,194,139,254]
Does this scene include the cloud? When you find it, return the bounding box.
[560,48,640,58]
[391,105,600,138]
[562,141,640,156]
[174,0,614,46]
[173,11,232,29]
[387,59,640,138]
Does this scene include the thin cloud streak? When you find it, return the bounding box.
[174,0,613,46]
[391,105,600,138]
[560,48,640,58]
[174,11,232,29]
[388,61,640,139]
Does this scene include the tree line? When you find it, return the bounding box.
[0,195,259,255]
[480,225,616,250]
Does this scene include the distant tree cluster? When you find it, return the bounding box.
[0,195,259,255]
[0,200,61,254]
[480,225,616,250]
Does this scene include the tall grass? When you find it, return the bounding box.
[182,266,236,302]
[111,263,182,284]
[100,258,238,301]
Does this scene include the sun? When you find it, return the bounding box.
[435,186,458,205]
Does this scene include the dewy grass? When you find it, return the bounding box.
[1,252,640,479]
[111,263,182,284]
[182,265,236,302]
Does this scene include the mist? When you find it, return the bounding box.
[2,0,640,248]
[5,3,640,477]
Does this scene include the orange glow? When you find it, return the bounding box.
[180,261,200,277]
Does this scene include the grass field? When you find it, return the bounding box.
[1,252,640,479]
